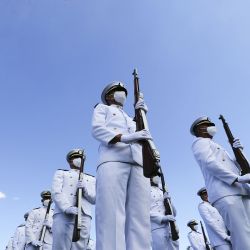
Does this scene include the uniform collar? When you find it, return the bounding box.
[111,104,123,110]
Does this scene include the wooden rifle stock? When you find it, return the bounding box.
[133,69,179,240]
[39,199,52,249]
[200,221,211,250]
[219,115,250,175]
[133,69,160,178]
[72,153,86,242]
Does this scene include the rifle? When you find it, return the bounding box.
[133,69,179,241]
[72,150,86,242]
[133,69,160,178]
[219,115,250,175]
[200,221,211,250]
[39,199,52,250]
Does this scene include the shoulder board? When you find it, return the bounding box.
[84,172,95,178]
[94,103,100,108]
[18,224,25,227]
[33,207,41,210]
[57,169,68,171]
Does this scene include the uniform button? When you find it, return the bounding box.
[70,184,73,187]
[71,193,73,196]
[113,113,116,116]
[222,159,225,161]
[70,176,73,178]
[113,128,117,130]
[217,147,220,149]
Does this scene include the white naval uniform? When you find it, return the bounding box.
[13,223,26,250]
[188,231,206,250]
[25,206,53,250]
[92,103,151,250]
[192,137,250,250]
[150,185,179,250]
[51,170,95,250]
[198,201,231,250]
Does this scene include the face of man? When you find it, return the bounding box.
[69,157,81,169]
[195,123,215,139]
[200,192,208,202]
[42,198,51,207]
[105,89,127,106]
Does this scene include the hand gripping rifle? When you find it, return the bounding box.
[39,199,52,250]
[200,221,211,250]
[72,150,86,242]
[133,69,179,241]
[219,115,250,175]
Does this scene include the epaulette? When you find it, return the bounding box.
[33,207,41,210]
[18,223,25,227]
[84,172,95,178]
[94,103,100,108]
[57,169,69,171]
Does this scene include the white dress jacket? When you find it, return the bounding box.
[92,103,142,167]
[52,170,96,217]
[192,137,248,204]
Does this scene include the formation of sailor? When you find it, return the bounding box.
[190,116,250,250]
[25,190,53,250]
[197,187,232,250]
[187,219,207,250]
[51,149,96,250]
[11,212,29,250]
[150,175,179,250]
[92,82,152,250]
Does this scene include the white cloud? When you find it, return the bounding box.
[0,192,6,199]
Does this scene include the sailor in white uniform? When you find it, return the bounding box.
[51,149,96,250]
[25,191,53,250]
[150,175,179,250]
[197,187,231,250]
[187,220,207,250]
[92,82,152,250]
[12,212,29,250]
[191,116,250,250]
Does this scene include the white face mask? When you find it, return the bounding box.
[73,158,81,168]
[152,175,160,185]
[207,126,217,137]
[43,200,50,207]
[193,225,198,231]
[114,91,126,105]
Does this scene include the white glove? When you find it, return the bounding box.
[233,138,243,149]
[225,235,231,242]
[120,129,152,144]
[77,180,85,189]
[238,174,250,183]
[65,206,78,215]
[161,215,176,223]
[31,240,43,247]
[135,97,148,113]
[43,219,51,228]
[163,192,171,200]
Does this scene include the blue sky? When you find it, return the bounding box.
[1,0,250,248]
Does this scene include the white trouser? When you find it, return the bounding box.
[151,227,179,250]
[25,243,51,250]
[52,212,91,250]
[214,195,250,250]
[214,244,232,250]
[95,162,151,250]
